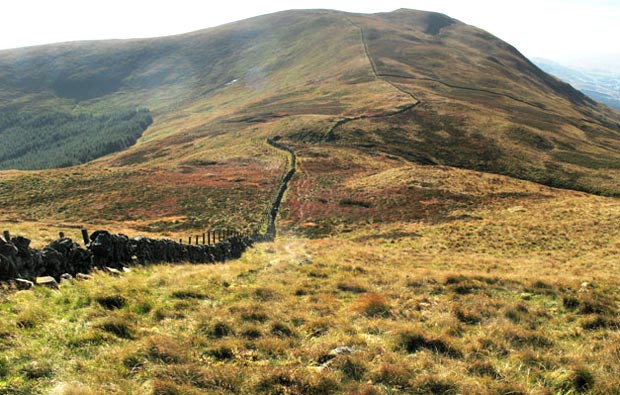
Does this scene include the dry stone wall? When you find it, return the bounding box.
[0,230,253,284]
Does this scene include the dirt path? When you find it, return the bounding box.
[325,20,421,142]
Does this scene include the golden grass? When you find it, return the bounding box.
[2,186,620,393]
[1,10,620,393]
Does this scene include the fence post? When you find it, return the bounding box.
[188,236,192,245]
[81,229,89,246]
[202,233,206,245]
[179,238,183,244]
[59,231,65,239]
[195,235,199,245]
[3,230,10,242]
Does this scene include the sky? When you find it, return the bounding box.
[1,0,619,70]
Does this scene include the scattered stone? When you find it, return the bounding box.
[35,276,59,289]
[15,278,34,290]
[299,258,313,265]
[104,267,123,276]
[329,346,354,357]
[76,273,93,281]
[579,281,594,293]
[60,273,73,284]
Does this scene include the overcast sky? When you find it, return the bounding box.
[1,0,618,69]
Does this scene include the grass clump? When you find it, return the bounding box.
[581,315,620,330]
[271,322,295,338]
[353,293,391,317]
[410,375,459,395]
[255,368,339,395]
[20,360,54,379]
[170,289,210,300]
[57,383,96,395]
[16,306,47,329]
[452,305,482,325]
[94,294,126,310]
[205,345,235,361]
[336,281,367,293]
[550,366,595,393]
[370,363,413,388]
[96,316,135,339]
[253,287,279,301]
[395,329,463,358]
[0,356,8,377]
[331,355,367,381]
[467,361,500,378]
[142,335,186,364]
[503,325,553,349]
[240,325,262,339]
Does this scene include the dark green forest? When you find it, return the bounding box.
[0,109,152,170]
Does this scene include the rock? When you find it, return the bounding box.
[75,273,93,280]
[15,278,34,290]
[578,281,594,293]
[36,276,59,289]
[328,346,354,357]
[105,267,122,276]
[90,230,133,265]
[60,273,73,284]
[298,258,313,265]
[12,236,31,251]
[122,267,131,273]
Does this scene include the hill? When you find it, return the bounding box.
[0,9,620,239]
[2,8,620,395]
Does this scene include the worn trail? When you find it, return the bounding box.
[325,20,421,142]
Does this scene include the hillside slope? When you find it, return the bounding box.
[1,9,620,236]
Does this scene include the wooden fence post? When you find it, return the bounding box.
[188,236,192,245]
[195,235,199,245]
[59,231,65,239]
[179,238,183,244]
[202,233,206,245]
[3,230,10,242]
[81,229,89,246]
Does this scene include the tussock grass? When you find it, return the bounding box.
[2,191,620,394]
